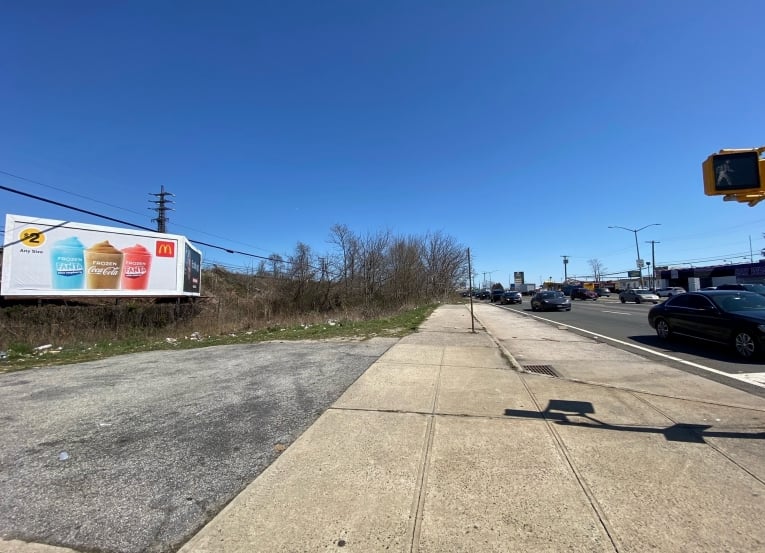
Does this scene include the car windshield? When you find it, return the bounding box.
[744,284,765,294]
[712,293,765,312]
[540,291,563,299]
[634,290,652,295]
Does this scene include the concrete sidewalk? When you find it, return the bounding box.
[178,303,765,552]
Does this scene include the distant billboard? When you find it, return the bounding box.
[1,214,202,297]
[514,271,525,285]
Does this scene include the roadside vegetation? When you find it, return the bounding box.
[0,226,467,371]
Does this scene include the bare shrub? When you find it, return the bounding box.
[0,226,466,350]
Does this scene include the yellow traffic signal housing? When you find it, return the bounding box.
[703,149,765,196]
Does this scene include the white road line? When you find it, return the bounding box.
[522,312,764,389]
[739,373,765,386]
[601,310,632,315]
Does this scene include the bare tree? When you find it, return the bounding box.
[387,236,425,302]
[359,230,391,304]
[588,258,607,282]
[268,254,285,278]
[328,224,360,301]
[422,231,467,298]
[287,242,317,306]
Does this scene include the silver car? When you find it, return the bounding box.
[656,287,686,298]
[619,288,660,304]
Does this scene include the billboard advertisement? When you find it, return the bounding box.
[1,214,202,297]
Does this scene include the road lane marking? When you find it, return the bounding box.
[518,311,764,389]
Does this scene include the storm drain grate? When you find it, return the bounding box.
[523,365,559,377]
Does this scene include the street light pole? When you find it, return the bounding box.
[608,224,661,287]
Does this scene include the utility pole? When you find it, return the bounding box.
[561,255,569,283]
[149,185,174,233]
[645,240,660,289]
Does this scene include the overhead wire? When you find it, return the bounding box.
[0,169,286,256]
[0,183,341,278]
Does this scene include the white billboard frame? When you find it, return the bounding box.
[1,214,202,298]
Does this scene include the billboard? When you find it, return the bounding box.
[1,214,202,297]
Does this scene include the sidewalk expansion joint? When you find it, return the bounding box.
[520,373,622,553]
[408,351,444,553]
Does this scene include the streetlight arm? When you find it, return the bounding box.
[636,223,661,233]
[608,223,661,233]
[608,223,661,287]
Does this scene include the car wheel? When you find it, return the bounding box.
[732,330,757,359]
[635,297,642,304]
[655,318,672,340]
[620,297,626,303]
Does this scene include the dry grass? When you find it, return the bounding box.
[0,268,445,370]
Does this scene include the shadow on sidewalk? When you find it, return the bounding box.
[504,399,765,444]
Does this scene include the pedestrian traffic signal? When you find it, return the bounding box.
[703,149,765,196]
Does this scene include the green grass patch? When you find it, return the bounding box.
[0,303,439,372]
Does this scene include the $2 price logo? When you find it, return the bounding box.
[19,228,46,248]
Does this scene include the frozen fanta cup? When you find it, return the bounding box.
[50,236,85,289]
[121,244,153,290]
[84,240,123,289]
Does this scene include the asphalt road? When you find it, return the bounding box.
[0,338,397,553]
[495,296,765,393]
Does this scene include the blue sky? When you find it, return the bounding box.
[2,1,765,289]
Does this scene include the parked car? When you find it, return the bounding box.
[490,287,505,303]
[594,287,611,297]
[499,290,522,305]
[648,290,765,359]
[561,285,578,297]
[656,287,686,298]
[619,288,660,304]
[716,283,765,296]
[530,290,571,312]
[571,288,598,300]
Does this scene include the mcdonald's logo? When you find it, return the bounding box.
[155,241,175,257]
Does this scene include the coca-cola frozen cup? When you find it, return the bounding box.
[85,240,124,289]
[121,244,153,290]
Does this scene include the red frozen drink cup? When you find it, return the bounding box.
[121,244,153,290]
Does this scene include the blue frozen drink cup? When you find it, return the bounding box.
[50,237,85,289]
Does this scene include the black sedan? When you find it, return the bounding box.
[530,291,571,312]
[648,290,765,359]
[500,290,522,305]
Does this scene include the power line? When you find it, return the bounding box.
[0,182,339,277]
[0,169,281,255]
[1,184,156,231]
[0,169,149,219]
